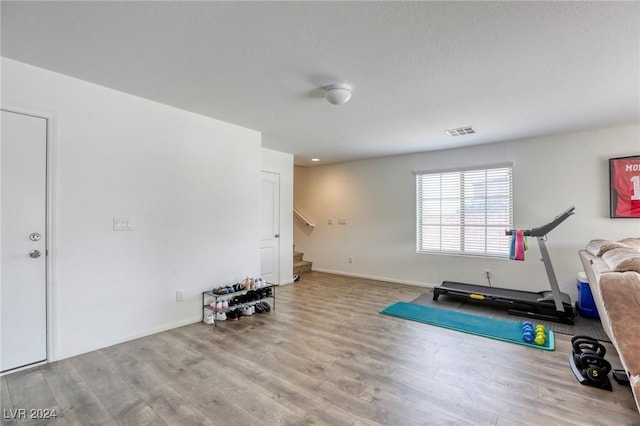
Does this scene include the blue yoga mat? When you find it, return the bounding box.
[380,302,554,351]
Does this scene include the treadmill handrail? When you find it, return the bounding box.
[505,206,575,237]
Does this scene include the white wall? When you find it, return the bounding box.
[1,58,262,361]
[294,123,640,301]
[261,148,294,285]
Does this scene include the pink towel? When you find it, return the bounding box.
[514,230,525,261]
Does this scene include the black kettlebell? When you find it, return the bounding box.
[583,358,611,384]
[571,335,606,358]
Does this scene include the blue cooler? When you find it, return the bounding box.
[576,272,599,319]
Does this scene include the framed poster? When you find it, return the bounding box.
[610,155,640,218]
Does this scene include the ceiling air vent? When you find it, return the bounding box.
[445,126,476,136]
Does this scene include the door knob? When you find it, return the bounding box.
[29,232,41,241]
[29,250,41,258]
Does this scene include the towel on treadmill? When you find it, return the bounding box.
[511,230,526,261]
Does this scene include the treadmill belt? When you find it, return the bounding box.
[439,281,542,302]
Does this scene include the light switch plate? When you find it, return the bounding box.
[113,217,134,231]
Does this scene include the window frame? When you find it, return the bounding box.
[415,163,513,258]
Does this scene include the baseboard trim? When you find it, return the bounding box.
[311,268,436,289]
[52,316,201,362]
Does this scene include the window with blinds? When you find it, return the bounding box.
[416,165,513,257]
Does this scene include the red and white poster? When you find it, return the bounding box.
[610,155,640,218]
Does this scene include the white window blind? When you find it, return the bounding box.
[416,165,513,257]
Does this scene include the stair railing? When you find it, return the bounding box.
[294,208,316,228]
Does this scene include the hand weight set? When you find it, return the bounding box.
[521,321,547,346]
[569,335,612,391]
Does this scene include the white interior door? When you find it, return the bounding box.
[1,110,48,372]
[260,171,280,284]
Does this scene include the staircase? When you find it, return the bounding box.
[293,251,312,275]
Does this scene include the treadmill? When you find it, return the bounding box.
[432,206,576,325]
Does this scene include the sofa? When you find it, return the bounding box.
[579,238,640,413]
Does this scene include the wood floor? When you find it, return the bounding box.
[2,272,639,425]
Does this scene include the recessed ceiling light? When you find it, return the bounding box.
[311,158,320,162]
[445,126,476,136]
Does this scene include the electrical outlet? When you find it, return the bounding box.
[176,289,184,302]
[348,256,354,263]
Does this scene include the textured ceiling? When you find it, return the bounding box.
[2,1,639,166]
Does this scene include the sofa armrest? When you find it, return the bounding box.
[599,272,640,375]
[599,272,640,414]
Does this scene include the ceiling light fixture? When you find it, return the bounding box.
[311,158,320,162]
[324,83,352,105]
